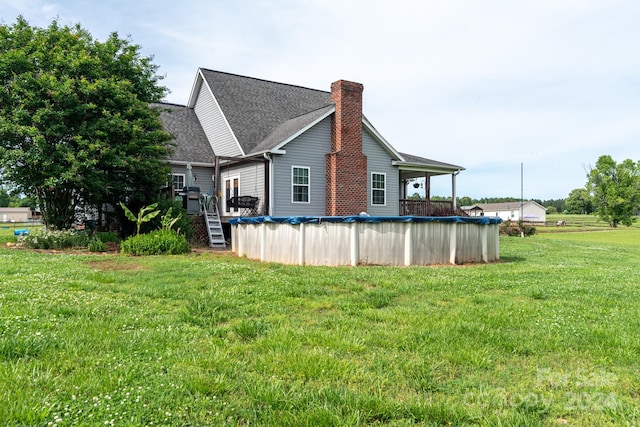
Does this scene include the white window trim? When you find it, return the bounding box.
[172,173,185,190]
[291,166,310,204]
[371,172,386,206]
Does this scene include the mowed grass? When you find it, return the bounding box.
[1,229,639,425]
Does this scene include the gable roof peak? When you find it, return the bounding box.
[195,68,334,154]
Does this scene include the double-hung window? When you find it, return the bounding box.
[172,174,185,191]
[292,166,310,203]
[371,172,386,205]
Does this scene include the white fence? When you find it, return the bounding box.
[231,218,500,266]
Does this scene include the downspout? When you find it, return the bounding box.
[263,153,272,216]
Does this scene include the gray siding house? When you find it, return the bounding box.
[158,69,465,222]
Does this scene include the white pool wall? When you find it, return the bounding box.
[231,218,500,266]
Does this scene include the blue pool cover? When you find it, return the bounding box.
[230,215,502,225]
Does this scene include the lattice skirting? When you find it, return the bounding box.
[190,215,209,247]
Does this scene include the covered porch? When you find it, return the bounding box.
[394,153,465,217]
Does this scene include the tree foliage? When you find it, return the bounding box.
[0,188,10,207]
[565,188,594,214]
[538,198,565,214]
[0,17,172,229]
[0,187,37,209]
[587,155,640,227]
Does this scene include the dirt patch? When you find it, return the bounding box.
[87,259,146,271]
[190,246,231,254]
[6,241,121,255]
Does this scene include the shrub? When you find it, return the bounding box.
[121,229,189,255]
[96,231,120,244]
[20,229,91,249]
[499,220,536,237]
[88,237,107,252]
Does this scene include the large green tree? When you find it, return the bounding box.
[565,188,594,214]
[587,155,640,227]
[0,17,172,229]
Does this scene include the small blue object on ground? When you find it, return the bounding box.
[14,229,30,236]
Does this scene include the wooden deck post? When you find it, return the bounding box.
[213,155,220,214]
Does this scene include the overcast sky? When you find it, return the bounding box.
[2,0,639,200]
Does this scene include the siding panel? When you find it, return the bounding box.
[170,165,215,191]
[363,130,399,216]
[272,117,331,216]
[193,83,242,157]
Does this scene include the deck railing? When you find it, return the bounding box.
[399,199,462,217]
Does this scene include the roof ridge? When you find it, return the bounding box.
[285,103,334,120]
[199,68,330,95]
[152,101,189,108]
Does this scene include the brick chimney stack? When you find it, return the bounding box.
[326,80,368,216]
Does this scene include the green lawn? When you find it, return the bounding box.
[1,229,639,425]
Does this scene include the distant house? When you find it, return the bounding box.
[0,207,32,223]
[461,205,483,217]
[157,69,465,219]
[477,201,547,223]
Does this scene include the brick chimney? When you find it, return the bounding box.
[326,80,368,216]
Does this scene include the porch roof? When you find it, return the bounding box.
[394,152,465,178]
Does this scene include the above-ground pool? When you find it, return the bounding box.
[230,215,502,266]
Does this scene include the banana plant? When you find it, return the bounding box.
[161,207,182,233]
[119,202,160,235]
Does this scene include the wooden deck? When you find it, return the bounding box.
[399,199,464,216]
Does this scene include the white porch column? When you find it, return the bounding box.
[452,172,458,211]
[425,172,431,216]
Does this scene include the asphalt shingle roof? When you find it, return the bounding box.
[154,103,214,163]
[199,69,333,154]
[160,69,465,173]
[398,152,464,170]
